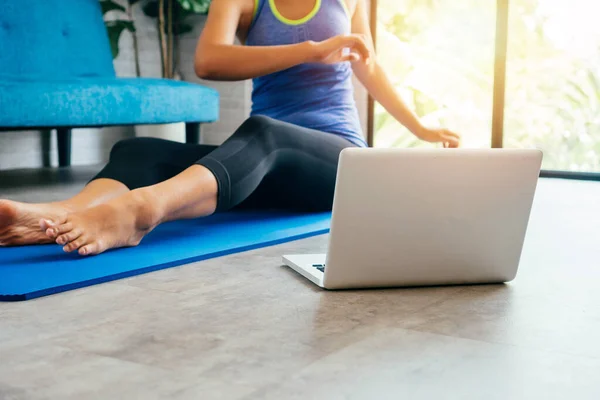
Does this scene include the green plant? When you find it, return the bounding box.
[101,0,141,76]
[101,0,211,78]
[143,0,211,78]
[375,0,600,172]
[176,0,211,14]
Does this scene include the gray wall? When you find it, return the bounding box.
[0,3,369,171]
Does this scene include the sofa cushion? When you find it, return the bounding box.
[0,78,219,128]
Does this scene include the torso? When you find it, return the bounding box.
[237,0,367,147]
[236,0,356,43]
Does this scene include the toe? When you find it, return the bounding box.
[46,221,73,239]
[79,242,100,256]
[40,214,68,231]
[39,218,54,231]
[56,228,82,246]
[63,236,87,253]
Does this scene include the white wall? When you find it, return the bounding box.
[0,2,369,171]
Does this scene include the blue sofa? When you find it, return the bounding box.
[0,0,219,167]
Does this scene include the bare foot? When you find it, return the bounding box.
[45,192,160,256]
[0,200,71,246]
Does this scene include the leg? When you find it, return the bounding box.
[64,137,216,211]
[0,137,216,246]
[56,128,72,167]
[198,115,356,212]
[48,116,356,255]
[49,136,214,212]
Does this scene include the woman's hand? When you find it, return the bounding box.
[309,34,372,65]
[417,127,461,148]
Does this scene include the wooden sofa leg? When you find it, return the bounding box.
[186,122,201,144]
[56,128,72,167]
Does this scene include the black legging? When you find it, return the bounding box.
[92,115,358,212]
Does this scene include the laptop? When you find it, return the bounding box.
[283,147,543,289]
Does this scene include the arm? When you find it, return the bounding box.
[195,0,371,81]
[194,0,312,81]
[350,0,460,147]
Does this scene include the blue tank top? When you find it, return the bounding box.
[246,0,367,147]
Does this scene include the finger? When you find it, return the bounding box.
[343,35,371,64]
[442,135,460,147]
[355,34,372,63]
[441,131,459,141]
[339,51,361,63]
[447,138,460,148]
[444,130,461,139]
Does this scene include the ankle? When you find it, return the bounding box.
[127,189,164,229]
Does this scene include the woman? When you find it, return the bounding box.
[0,0,460,255]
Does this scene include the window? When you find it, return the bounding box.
[505,0,600,172]
[373,0,600,176]
[374,0,496,149]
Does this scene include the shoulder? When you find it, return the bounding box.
[206,0,256,32]
[209,0,255,15]
[341,0,361,17]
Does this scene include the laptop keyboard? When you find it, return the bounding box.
[312,264,325,273]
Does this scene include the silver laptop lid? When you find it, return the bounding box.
[323,148,543,289]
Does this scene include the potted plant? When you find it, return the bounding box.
[101,0,141,76]
[101,0,211,141]
[144,0,211,79]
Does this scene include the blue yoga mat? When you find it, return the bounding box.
[0,211,330,301]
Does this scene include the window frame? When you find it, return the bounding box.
[367,0,600,181]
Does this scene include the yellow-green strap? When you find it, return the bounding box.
[269,0,322,26]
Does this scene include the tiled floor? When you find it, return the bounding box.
[1,167,599,399]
